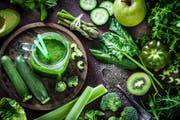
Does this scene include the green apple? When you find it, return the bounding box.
[113,0,146,27]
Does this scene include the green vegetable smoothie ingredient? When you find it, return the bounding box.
[31,32,71,80]
[141,40,170,72]
[36,39,66,64]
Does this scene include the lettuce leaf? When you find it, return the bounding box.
[0,97,27,120]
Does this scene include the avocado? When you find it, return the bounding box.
[0,9,20,38]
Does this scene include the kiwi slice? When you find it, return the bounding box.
[126,72,151,96]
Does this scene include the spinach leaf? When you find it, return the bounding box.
[90,18,139,70]
[90,18,163,93]
[109,18,140,56]
[90,38,136,70]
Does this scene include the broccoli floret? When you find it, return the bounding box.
[67,76,79,87]
[100,92,122,112]
[55,81,67,92]
[119,106,138,120]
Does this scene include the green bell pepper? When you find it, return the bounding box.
[141,40,170,71]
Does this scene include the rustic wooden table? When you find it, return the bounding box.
[0,0,150,119]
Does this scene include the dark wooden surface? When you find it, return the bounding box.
[0,22,89,110]
[0,0,150,119]
[0,1,108,119]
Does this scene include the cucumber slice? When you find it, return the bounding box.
[79,0,97,11]
[99,1,114,16]
[90,7,109,26]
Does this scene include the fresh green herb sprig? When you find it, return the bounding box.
[10,0,58,21]
[148,87,180,120]
[147,0,180,53]
[78,109,104,120]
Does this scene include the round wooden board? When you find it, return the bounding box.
[0,23,88,110]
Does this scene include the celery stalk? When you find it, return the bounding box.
[65,86,93,120]
[35,84,107,120]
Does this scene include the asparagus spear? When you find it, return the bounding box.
[57,9,99,40]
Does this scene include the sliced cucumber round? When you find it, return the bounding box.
[99,0,114,16]
[79,0,97,11]
[90,7,109,26]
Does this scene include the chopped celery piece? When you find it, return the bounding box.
[77,60,84,70]
[65,86,93,120]
[35,84,107,120]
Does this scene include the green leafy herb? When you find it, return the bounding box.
[83,109,104,120]
[148,87,180,120]
[0,97,27,120]
[147,0,180,53]
[10,0,58,21]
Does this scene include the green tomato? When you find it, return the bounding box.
[141,40,170,71]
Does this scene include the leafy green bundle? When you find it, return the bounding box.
[10,0,58,21]
[148,0,180,53]
[148,87,180,120]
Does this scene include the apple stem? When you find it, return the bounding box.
[121,0,131,6]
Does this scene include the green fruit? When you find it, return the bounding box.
[0,9,20,38]
[126,72,151,96]
[113,0,146,27]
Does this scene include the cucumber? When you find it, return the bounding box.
[1,56,32,102]
[15,55,50,104]
[79,0,97,11]
[90,7,109,26]
[99,1,114,16]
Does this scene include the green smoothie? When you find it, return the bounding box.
[30,32,71,80]
[36,39,66,64]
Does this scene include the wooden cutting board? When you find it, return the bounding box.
[0,22,88,110]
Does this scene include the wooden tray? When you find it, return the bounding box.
[0,23,88,110]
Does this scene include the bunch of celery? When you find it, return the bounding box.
[35,84,107,120]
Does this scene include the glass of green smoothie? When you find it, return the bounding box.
[30,32,71,80]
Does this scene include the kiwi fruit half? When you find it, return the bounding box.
[126,72,151,96]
